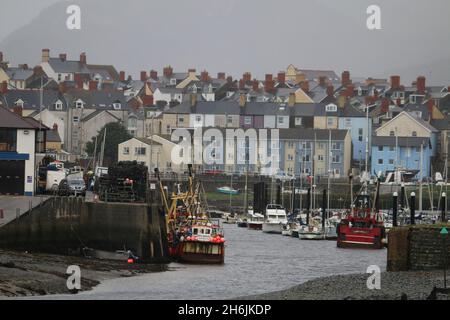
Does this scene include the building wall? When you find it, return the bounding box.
[338,117,370,161]
[118,138,164,172]
[264,115,276,128]
[16,129,36,195]
[376,113,430,137]
[160,114,177,134]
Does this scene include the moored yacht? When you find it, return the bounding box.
[262,204,288,234]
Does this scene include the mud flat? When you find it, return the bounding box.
[240,271,448,300]
[0,249,167,298]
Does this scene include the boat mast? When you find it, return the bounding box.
[419,143,423,211]
[327,129,331,219]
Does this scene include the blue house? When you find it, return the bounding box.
[371,136,432,179]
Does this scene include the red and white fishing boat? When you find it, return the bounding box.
[336,180,386,249]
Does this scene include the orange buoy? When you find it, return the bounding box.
[127,258,134,264]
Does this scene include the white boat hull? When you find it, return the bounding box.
[262,223,283,234]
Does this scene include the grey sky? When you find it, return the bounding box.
[1,0,450,85]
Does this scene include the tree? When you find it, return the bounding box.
[85,122,132,164]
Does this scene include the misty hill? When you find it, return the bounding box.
[1,0,449,85]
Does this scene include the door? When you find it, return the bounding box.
[0,160,25,195]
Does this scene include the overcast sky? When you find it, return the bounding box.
[1,0,450,85]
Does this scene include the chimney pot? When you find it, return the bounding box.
[80,52,87,64]
[416,76,426,95]
[140,71,147,82]
[150,70,158,80]
[391,75,401,90]
[42,48,50,63]
[119,71,126,82]
[341,71,351,86]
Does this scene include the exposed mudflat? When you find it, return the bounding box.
[0,250,167,298]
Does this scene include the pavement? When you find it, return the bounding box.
[0,196,49,227]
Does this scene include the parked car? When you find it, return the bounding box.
[58,178,86,196]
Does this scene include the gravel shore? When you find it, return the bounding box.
[0,250,167,298]
[241,270,448,300]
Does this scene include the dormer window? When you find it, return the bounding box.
[358,87,363,96]
[412,131,417,137]
[113,102,122,110]
[192,85,197,93]
[325,103,337,112]
[15,99,24,108]
[226,91,234,98]
[75,99,84,109]
[170,78,177,85]
[54,101,63,110]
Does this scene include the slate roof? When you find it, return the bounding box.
[279,128,348,141]
[0,89,65,110]
[0,106,40,129]
[372,136,430,148]
[81,109,121,122]
[5,67,33,81]
[47,58,90,74]
[64,89,128,110]
[46,129,61,142]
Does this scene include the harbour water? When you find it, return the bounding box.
[43,223,386,300]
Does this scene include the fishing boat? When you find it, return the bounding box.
[298,215,324,240]
[222,212,238,224]
[236,217,248,228]
[216,186,239,195]
[157,166,225,264]
[262,204,288,234]
[336,179,386,249]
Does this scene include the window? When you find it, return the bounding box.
[15,99,24,108]
[345,118,352,128]
[389,131,395,136]
[318,143,325,150]
[389,159,394,165]
[58,74,62,81]
[244,116,252,125]
[318,155,324,161]
[178,117,184,124]
[166,125,171,134]
[73,116,80,123]
[332,142,341,150]
[135,147,146,156]
[123,147,130,155]
[0,129,17,152]
[325,104,337,112]
[412,131,417,137]
[378,146,383,151]
[196,115,202,123]
[378,159,383,164]
[170,78,177,85]
[287,141,294,148]
[302,142,311,149]
[358,128,363,142]
[113,103,121,110]
[287,154,294,161]
[54,101,63,110]
[278,117,284,124]
[332,154,340,163]
[327,117,335,127]
[227,115,233,125]
[295,117,302,126]
[389,146,395,151]
[76,100,84,109]
[302,155,310,162]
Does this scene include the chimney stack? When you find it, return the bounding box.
[416,76,426,95]
[59,53,67,62]
[239,79,245,90]
[89,80,97,91]
[319,76,327,87]
[226,76,233,83]
[150,70,158,80]
[243,72,251,83]
[344,85,355,98]
[265,74,274,92]
[326,85,334,97]
[0,81,8,94]
[80,52,87,64]
[188,68,196,77]
[58,81,66,93]
[200,70,209,82]
[18,64,28,70]
[12,105,22,117]
[300,81,309,93]
[140,71,147,82]
[53,123,58,131]
[0,52,3,62]
[341,71,351,86]
[239,94,246,107]
[390,75,401,90]
[42,48,50,63]
[217,72,226,80]
[277,72,286,86]
[119,71,126,82]
[288,92,296,107]
[380,98,390,114]
[252,79,259,91]
[74,74,83,89]
[163,66,173,77]
[33,65,43,75]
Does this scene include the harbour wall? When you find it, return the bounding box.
[0,196,169,262]
[387,226,450,271]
